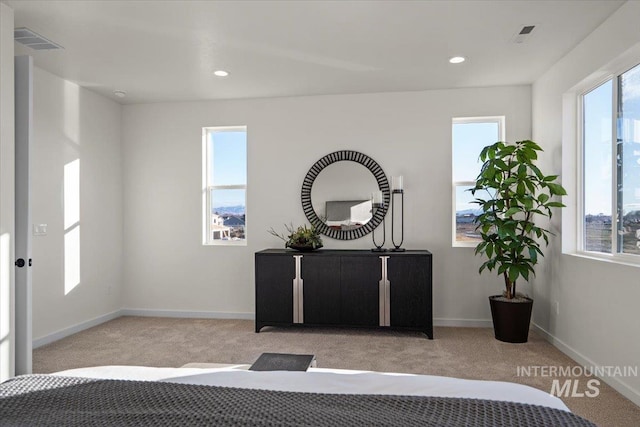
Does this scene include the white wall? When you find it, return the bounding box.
[0,2,15,381]
[532,0,640,405]
[31,67,123,341]
[122,86,531,323]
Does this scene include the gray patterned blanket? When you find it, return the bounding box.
[0,375,596,426]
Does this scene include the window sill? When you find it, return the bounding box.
[203,241,247,247]
[453,241,479,248]
[566,251,640,268]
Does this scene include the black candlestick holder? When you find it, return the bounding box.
[390,189,405,251]
[371,202,386,252]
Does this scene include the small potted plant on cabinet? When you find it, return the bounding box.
[268,223,323,251]
[470,140,566,343]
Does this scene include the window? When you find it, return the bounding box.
[582,63,640,257]
[202,126,247,245]
[452,116,505,246]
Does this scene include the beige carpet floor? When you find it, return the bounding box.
[33,316,640,427]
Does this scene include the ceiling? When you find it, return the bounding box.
[5,0,624,105]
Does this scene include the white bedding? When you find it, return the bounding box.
[54,365,568,412]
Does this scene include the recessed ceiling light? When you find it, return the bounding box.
[213,70,229,77]
[449,56,466,64]
[113,90,127,98]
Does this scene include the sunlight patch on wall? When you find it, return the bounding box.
[64,226,80,295]
[64,159,80,294]
[0,232,12,380]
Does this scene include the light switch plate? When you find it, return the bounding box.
[33,224,47,236]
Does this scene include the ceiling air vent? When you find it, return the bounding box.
[519,26,535,35]
[14,27,63,50]
[512,25,536,44]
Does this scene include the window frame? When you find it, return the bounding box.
[451,116,505,247]
[202,125,247,246]
[578,62,640,262]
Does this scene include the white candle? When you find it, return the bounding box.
[392,176,404,191]
[372,190,383,204]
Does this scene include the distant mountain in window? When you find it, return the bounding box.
[213,205,245,215]
[456,208,483,216]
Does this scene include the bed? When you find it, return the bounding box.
[0,364,596,426]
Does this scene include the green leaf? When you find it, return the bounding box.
[508,266,520,283]
[500,145,516,156]
[521,147,537,161]
[479,146,490,161]
[504,177,517,186]
[483,165,496,180]
[547,183,567,196]
[486,243,494,259]
[523,197,533,210]
[494,159,508,170]
[546,201,565,208]
[525,180,536,193]
[504,207,520,217]
[525,140,543,151]
[543,175,559,182]
[530,164,544,179]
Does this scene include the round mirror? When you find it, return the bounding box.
[311,161,377,229]
[301,151,390,240]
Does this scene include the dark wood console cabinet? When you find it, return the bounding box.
[255,249,432,339]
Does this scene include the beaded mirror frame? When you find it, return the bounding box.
[301,150,390,240]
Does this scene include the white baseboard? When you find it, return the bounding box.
[33,309,254,348]
[125,314,489,327]
[533,322,640,407]
[120,308,254,320]
[115,314,492,328]
[434,318,493,328]
[33,310,122,349]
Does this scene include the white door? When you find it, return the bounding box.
[14,55,32,375]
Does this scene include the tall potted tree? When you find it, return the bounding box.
[470,140,566,343]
